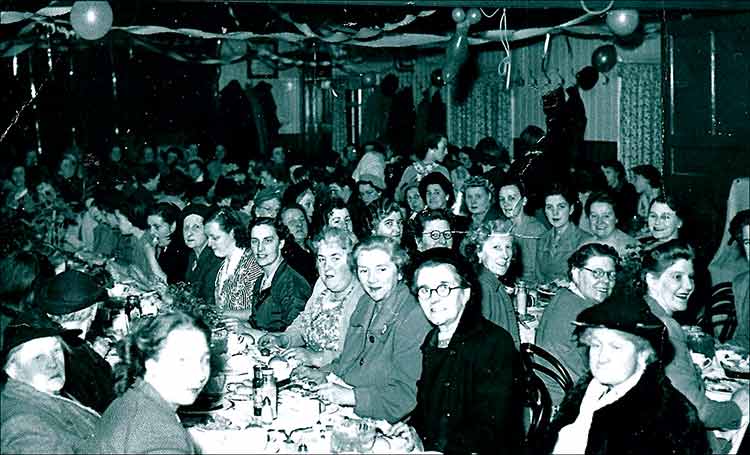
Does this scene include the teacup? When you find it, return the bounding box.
[690,352,712,370]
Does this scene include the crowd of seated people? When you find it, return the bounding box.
[0,136,748,454]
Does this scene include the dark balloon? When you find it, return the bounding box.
[576,66,599,90]
[444,25,469,83]
[591,44,617,73]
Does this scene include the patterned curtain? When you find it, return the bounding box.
[448,50,512,150]
[618,63,663,178]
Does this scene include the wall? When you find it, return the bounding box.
[510,34,662,145]
[218,40,303,135]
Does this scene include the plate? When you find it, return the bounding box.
[179,397,234,415]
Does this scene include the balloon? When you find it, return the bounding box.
[466,8,482,25]
[575,66,599,90]
[70,1,113,40]
[606,9,639,37]
[451,8,466,24]
[362,73,377,87]
[444,26,469,83]
[591,44,617,73]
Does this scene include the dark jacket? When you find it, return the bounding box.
[543,364,710,455]
[61,335,116,414]
[410,299,523,454]
[84,379,199,454]
[184,247,222,308]
[250,260,311,332]
[156,239,189,284]
[282,240,317,286]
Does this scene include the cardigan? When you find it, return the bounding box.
[536,287,596,406]
[84,380,199,454]
[330,283,431,423]
[250,260,311,332]
[477,267,521,348]
[535,224,594,284]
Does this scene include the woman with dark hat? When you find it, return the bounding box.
[388,247,523,454]
[1,312,100,454]
[544,288,709,455]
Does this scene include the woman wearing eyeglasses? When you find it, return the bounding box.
[536,243,620,406]
[640,194,684,252]
[413,208,456,253]
[387,248,522,454]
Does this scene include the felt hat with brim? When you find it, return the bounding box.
[1,311,80,365]
[36,270,105,315]
[572,290,673,362]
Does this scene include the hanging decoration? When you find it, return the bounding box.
[444,7,481,84]
[70,1,113,41]
[606,9,639,37]
[591,44,617,73]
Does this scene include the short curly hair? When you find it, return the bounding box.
[352,235,409,276]
[460,219,514,262]
[461,175,494,197]
[205,207,251,249]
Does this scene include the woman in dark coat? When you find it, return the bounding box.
[395,247,523,454]
[543,288,709,455]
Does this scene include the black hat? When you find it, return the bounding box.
[2,311,80,364]
[573,289,673,362]
[36,270,105,315]
[182,203,213,222]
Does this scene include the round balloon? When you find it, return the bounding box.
[362,73,377,87]
[451,8,466,24]
[70,1,113,40]
[466,8,482,25]
[591,44,617,73]
[606,9,639,37]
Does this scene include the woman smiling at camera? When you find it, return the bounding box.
[259,227,365,368]
[295,236,431,423]
[399,248,522,454]
[84,311,210,454]
[545,290,709,455]
[641,240,747,442]
[462,220,521,347]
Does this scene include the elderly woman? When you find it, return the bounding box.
[279,203,317,285]
[462,220,521,347]
[536,243,620,406]
[498,178,547,285]
[398,248,522,453]
[85,311,210,454]
[247,217,310,332]
[585,191,638,258]
[640,194,684,251]
[461,176,501,229]
[545,290,709,455]
[413,208,455,253]
[204,208,264,327]
[536,182,594,285]
[295,236,431,423]
[641,240,747,438]
[260,227,365,368]
[1,312,99,454]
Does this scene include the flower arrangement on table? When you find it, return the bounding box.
[160,282,222,329]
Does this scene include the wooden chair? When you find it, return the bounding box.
[521,342,574,392]
[697,283,737,342]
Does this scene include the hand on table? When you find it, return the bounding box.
[258,333,289,349]
[282,347,317,367]
[314,382,355,407]
[291,366,327,385]
[385,422,423,452]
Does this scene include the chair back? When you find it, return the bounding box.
[697,283,738,342]
[521,342,574,392]
[519,343,557,448]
